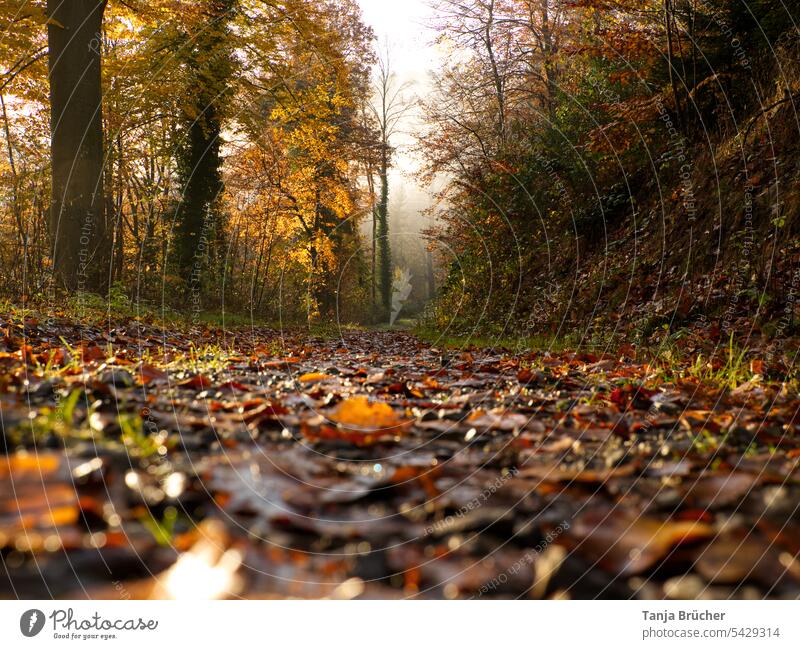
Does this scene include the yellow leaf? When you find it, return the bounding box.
[298,372,332,384]
[329,397,404,431]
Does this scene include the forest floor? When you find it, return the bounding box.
[1,311,800,599]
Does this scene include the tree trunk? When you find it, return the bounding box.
[173,0,233,303]
[664,0,685,133]
[366,164,377,307]
[540,1,557,119]
[377,148,392,319]
[483,0,506,145]
[425,249,436,301]
[47,0,109,293]
[1,93,26,273]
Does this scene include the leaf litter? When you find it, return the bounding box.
[1,315,799,599]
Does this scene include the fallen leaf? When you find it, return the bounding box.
[298,372,332,384]
[137,363,169,385]
[301,397,410,446]
[567,510,713,576]
[329,397,406,432]
[180,374,213,390]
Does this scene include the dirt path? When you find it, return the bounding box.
[1,321,799,599]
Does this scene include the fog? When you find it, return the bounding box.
[357,0,448,314]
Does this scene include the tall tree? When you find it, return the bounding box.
[372,46,410,319]
[47,0,110,293]
[172,0,236,301]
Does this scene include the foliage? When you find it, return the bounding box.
[0,0,378,324]
[421,0,800,337]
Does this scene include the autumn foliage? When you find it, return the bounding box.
[420,0,800,339]
[0,0,379,322]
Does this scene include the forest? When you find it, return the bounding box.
[1,0,800,603]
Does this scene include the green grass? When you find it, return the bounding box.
[192,310,273,328]
[119,412,165,459]
[2,288,282,333]
[413,324,582,353]
[2,294,783,396]
[683,334,754,390]
[11,387,172,458]
[141,506,180,547]
[690,428,723,454]
[20,388,84,443]
[370,318,416,332]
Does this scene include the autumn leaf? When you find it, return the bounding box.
[298,372,332,384]
[301,397,410,446]
[137,363,169,385]
[179,374,213,390]
[567,510,713,576]
[609,384,657,410]
[330,397,407,431]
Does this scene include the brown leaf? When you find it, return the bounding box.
[137,363,169,385]
[568,510,713,576]
[179,374,213,390]
[682,472,759,508]
[694,532,790,587]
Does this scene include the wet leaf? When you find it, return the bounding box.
[568,510,713,576]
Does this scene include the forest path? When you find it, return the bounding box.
[1,321,799,599]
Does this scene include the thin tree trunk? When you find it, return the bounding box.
[664,0,685,133]
[1,93,26,272]
[112,134,124,284]
[256,234,275,314]
[484,0,506,144]
[377,147,391,318]
[540,1,557,118]
[426,249,435,300]
[366,163,377,307]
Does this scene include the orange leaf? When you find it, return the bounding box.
[329,397,405,431]
[298,372,332,384]
[301,397,410,446]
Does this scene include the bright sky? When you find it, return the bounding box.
[357,0,441,199]
[357,0,440,90]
